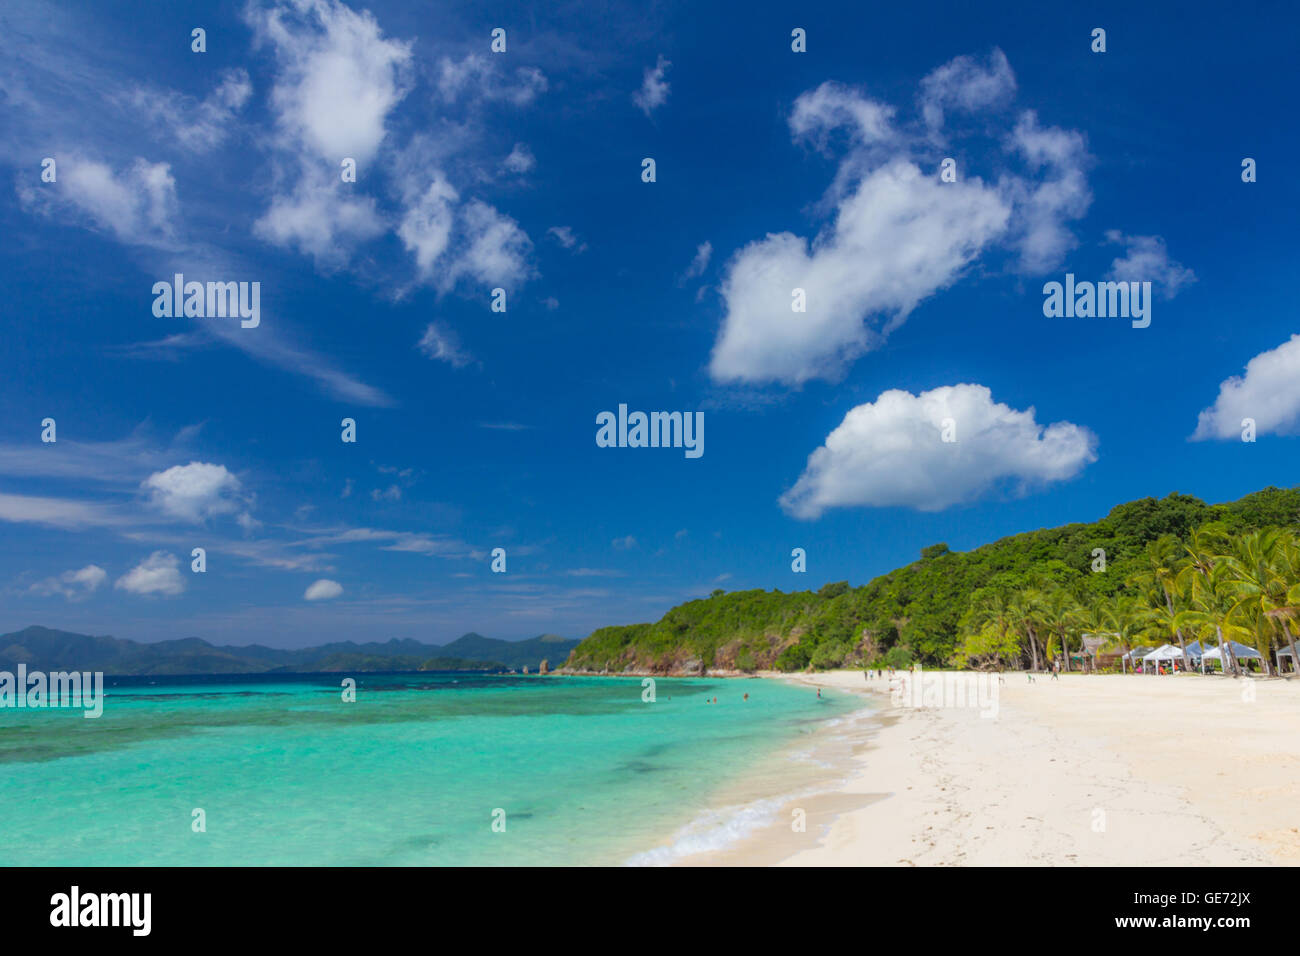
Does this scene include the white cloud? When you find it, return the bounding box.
[709,55,1091,386]
[116,551,185,596]
[299,525,473,558]
[396,174,533,290]
[397,174,458,277]
[129,68,252,152]
[919,48,1015,133]
[436,54,547,107]
[547,225,585,252]
[370,485,401,502]
[246,0,412,164]
[1104,231,1195,297]
[611,535,637,550]
[0,493,124,530]
[239,5,538,290]
[0,5,395,408]
[502,143,535,174]
[245,0,410,267]
[417,322,472,367]
[683,241,712,279]
[304,578,344,600]
[21,155,179,249]
[0,430,193,485]
[1003,112,1091,273]
[30,564,107,601]
[446,199,533,288]
[1193,335,1300,441]
[633,55,671,115]
[207,316,395,406]
[254,168,386,267]
[142,462,244,522]
[789,81,896,149]
[780,384,1097,517]
[711,160,1010,385]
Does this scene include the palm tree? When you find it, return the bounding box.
[1177,523,1239,675]
[961,588,1017,670]
[1218,528,1287,676]
[1132,535,1191,670]
[1176,562,1250,677]
[1079,598,1115,672]
[1008,590,1047,672]
[1040,588,1081,672]
[1102,595,1149,669]
[1263,533,1300,676]
[1144,599,1184,668]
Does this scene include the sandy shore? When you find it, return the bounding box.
[685,670,1300,866]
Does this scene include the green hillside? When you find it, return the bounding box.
[562,487,1300,674]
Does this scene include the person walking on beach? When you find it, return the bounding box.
[1051,661,1059,681]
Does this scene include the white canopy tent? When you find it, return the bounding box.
[1183,640,1211,673]
[1140,644,1185,674]
[1202,641,1263,672]
[1121,646,1156,673]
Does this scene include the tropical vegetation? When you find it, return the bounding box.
[562,487,1300,675]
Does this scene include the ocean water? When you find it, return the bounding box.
[0,673,861,866]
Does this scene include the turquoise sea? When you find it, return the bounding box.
[0,673,861,866]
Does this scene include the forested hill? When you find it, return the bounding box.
[561,487,1300,675]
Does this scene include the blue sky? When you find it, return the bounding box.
[1,0,1297,647]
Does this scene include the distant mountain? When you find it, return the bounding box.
[0,626,576,676]
[439,632,579,671]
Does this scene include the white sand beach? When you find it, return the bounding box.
[688,670,1300,866]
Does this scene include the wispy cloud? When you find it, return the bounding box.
[633,54,671,115]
